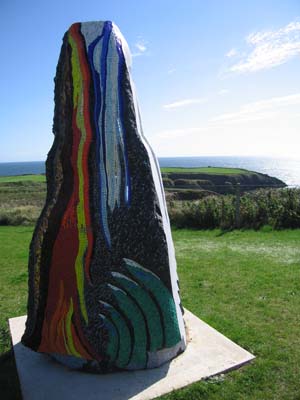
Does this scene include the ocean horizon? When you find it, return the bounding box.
[0,156,300,186]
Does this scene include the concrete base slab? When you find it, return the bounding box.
[9,309,254,400]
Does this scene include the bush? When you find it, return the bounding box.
[168,188,300,230]
[0,206,41,226]
[2,187,300,230]
[162,178,174,187]
[174,179,200,188]
[170,190,216,201]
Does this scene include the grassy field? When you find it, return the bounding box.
[1,227,300,399]
[161,167,249,175]
[0,168,246,182]
[0,180,46,225]
[0,175,46,183]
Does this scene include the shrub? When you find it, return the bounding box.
[162,178,174,187]
[174,179,200,188]
[0,206,41,226]
[167,188,300,230]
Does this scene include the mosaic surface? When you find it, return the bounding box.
[22,21,186,372]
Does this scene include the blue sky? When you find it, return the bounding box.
[1,0,300,161]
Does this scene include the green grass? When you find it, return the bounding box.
[0,227,32,399]
[0,169,247,181]
[0,175,46,183]
[1,227,300,399]
[161,167,251,175]
[0,167,248,183]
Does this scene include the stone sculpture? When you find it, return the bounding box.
[22,21,186,372]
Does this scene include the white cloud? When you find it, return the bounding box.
[229,20,300,73]
[149,93,300,158]
[132,40,148,57]
[163,98,208,110]
[152,127,202,140]
[218,89,229,96]
[135,42,147,52]
[211,93,300,124]
[226,48,238,58]
[167,68,176,74]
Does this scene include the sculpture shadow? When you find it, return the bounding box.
[0,348,22,400]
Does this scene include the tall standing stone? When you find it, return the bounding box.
[22,21,186,372]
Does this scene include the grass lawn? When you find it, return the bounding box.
[161,167,250,175]
[0,175,46,183]
[1,227,300,399]
[0,169,248,181]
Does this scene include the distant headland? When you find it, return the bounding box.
[161,167,286,200]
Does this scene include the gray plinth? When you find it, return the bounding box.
[9,309,254,400]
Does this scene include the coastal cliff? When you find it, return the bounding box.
[162,167,286,200]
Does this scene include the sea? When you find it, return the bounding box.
[0,156,300,187]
